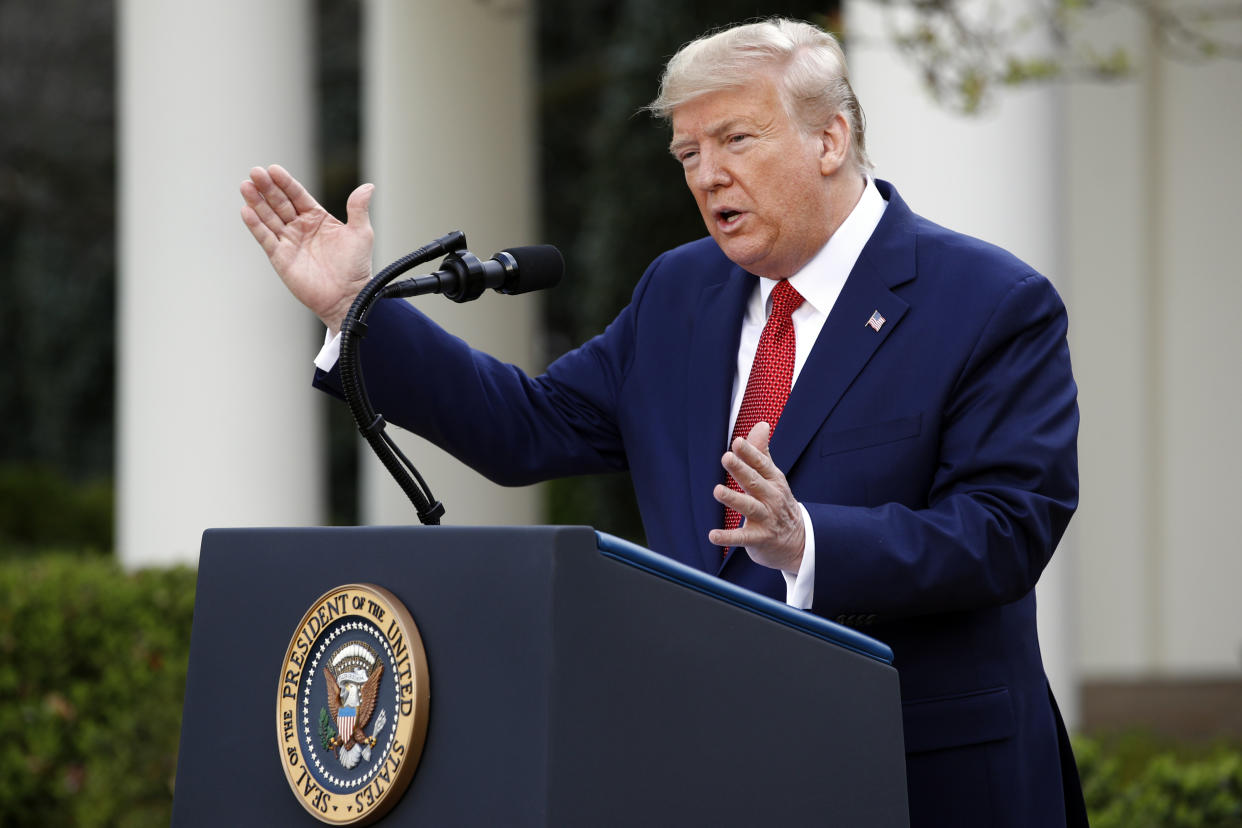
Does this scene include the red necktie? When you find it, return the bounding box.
[723,279,804,536]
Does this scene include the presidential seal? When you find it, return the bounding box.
[277,584,429,825]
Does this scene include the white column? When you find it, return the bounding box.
[359,0,542,527]
[118,0,323,567]
[844,0,1078,724]
[1067,11,1242,682]
[1143,41,1242,675]
[1063,12,1156,678]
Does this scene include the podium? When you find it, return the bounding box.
[172,526,909,826]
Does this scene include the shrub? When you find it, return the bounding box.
[1077,734,1242,827]
[0,555,195,827]
[0,464,113,556]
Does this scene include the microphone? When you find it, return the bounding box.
[379,245,564,303]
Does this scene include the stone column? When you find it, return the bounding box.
[359,0,542,527]
[1067,11,1242,680]
[118,0,323,566]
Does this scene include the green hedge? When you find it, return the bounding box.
[0,555,195,827]
[1077,733,1242,827]
[0,464,113,556]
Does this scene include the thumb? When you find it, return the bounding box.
[345,182,375,229]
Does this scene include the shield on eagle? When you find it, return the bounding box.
[324,641,384,759]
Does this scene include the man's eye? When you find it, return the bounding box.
[728,134,749,144]
[678,151,698,165]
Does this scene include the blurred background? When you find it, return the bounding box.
[1,0,1239,824]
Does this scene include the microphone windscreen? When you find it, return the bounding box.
[498,245,564,294]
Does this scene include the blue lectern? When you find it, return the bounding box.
[172,525,908,826]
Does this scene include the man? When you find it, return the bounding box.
[241,18,1085,827]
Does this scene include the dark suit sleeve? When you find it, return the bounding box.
[807,273,1079,619]
[313,255,664,487]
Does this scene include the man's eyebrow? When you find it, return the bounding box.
[668,136,695,156]
[669,118,753,156]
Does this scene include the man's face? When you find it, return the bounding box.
[670,77,837,280]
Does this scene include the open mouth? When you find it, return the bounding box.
[717,209,743,226]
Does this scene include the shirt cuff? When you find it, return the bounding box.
[314,329,342,372]
[782,503,816,609]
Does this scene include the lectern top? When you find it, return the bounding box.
[595,531,894,664]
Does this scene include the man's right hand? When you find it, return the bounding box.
[240,164,375,334]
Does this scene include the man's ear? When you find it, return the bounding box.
[819,111,851,176]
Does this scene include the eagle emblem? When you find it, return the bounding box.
[321,641,386,769]
[278,583,430,823]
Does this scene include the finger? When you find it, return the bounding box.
[250,164,303,225]
[246,164,272,189]
[240,177,289,241]
[708,517,766,551]
[731,432,781,481]
[729,436,768,471]
[246,164,279,206]
[714,486,776,545]
[712,481,759,516]
[345,182,375,231]
[267,163,322,218]
[721,449,777,500]
[744,420,772,450]
[239,203,278,257]
[239,179,282,255]
[708,526,745,548]
[708,516,755,545]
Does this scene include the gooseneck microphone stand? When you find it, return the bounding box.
[337,230,468,526]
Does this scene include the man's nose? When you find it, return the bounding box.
[693,150,730,190]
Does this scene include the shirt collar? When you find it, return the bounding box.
[756,176,888,315]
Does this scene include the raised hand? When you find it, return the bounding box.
[708,420,806,573]
[240,164,375,333]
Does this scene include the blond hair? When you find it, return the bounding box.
[647,18,872,172]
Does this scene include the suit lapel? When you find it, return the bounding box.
[686,267,755,573]
[771,188,918,478]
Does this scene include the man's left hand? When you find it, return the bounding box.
[708,421,805,573]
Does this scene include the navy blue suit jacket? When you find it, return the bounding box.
[317,181,1084,826]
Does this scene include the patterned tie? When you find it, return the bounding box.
[723,279,805,537]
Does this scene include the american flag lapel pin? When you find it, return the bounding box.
[866,310,886,332]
